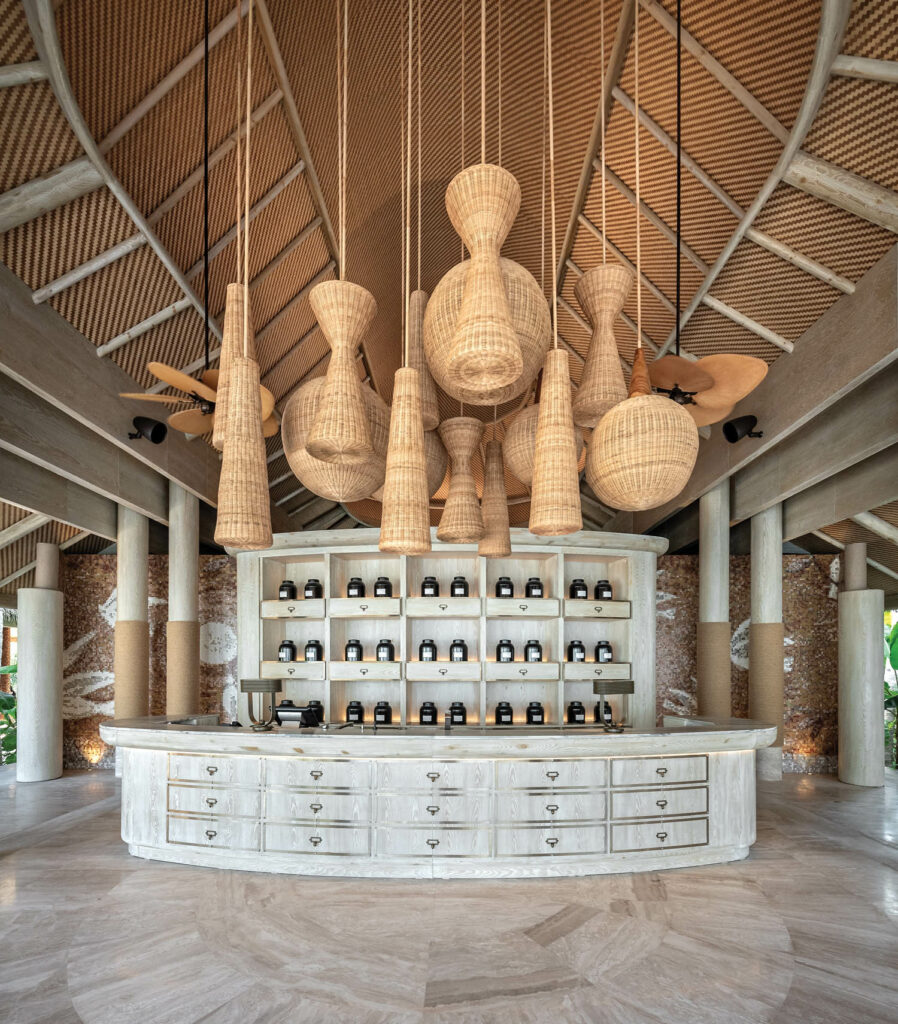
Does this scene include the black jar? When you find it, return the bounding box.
[450,575,469,597]
[421,575,440,597]
[567,700,586,724]
[567,639,586,663]
[345,639,363,662]
[524,639,543,663]
[594,579,613,600]
[346,700,364,723]
[525,577,544,598]
[419,638,437,662]
[495,701,514,725]
[307,699,325,724]
[374,576,393,597]
[376,638,395,662]
[304,639,323,662]
[347,577,366,598]
[278,580,297,601]
[449,701,467,725]
[278,639,297,663]
[450,638,468,662]
[594,700,612,724]
[303,578,323,599]
[496,638,515,663]
[495,576,514,598]
[569,578,588,599]
[595,640,613,663]
[419,701,438,725]
[374,700,392,724]
[526,701,545,724]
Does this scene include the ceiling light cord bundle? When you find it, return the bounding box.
[675,0,681,357]
[203,0,210,370]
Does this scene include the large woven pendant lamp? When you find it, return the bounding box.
[529,0,581,537]
[372,427,446,503]
[437,416,484,543]
[408,290,439,430]
[479,420,511,557]
[504,401,584,488]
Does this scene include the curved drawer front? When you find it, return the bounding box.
[484,661,559,682]
[167,784,261,819]
[498,790,605,825]
[264,822,371,856]
[611,755,708,788]
[376,826,491,858]
[168,753,261,787]
[495,824,607,857]
[167,814,261,851]
[260,598,325,619]
[562,599,631,620]
[266,789,371,824]
[496,758,607,791]
[328,597,400,617]
[405,597,481,618]
[611,817,708,852]
[329,661,402,681]
[611,786,708,821]
[376,792,492,825]
[259,660,326,681]
[562,662,631,682]
[377,759,493,792]
[485,598,560,618]
[405,661,481,682]
[265,758,372,791]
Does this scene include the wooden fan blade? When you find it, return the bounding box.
[259,386,275,420]
[119,392,192,406]
[201,369,220,391]
[147,362,217,402]
[262,415,280,438]
[693,354,768,407]
[688,399,733,428]
[648,355,714,393]
[168,409,215,435]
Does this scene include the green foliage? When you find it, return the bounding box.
[0,681,15,766]
[887,622,898,672]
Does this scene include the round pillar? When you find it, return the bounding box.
[838,588,885,787]
[114,506,149,719]
[843,542,867,592]
[166,484,200,716]
[697,479,731,720]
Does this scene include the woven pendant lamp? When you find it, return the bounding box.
[211,283,251,450]
[478,437,511,557]
[437,416,484,542]
[571,264,632,427]
[407,290,439,430]
[372,427,446,502]
[504,403,585,488]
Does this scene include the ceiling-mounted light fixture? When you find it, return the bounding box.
[723,415,763,443]
[128,417,167,444]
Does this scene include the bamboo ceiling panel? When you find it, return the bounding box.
[0,81,83,193]
[842,0,898,61]
[114,309,206,391]
[871,502,898,530]
[0,0,37,65]
[263,328,329,400]
[678,305,781,363]
[0,503,30,532]
[0,519,83,595]
[250,222,329,328]
[819,520,898,583]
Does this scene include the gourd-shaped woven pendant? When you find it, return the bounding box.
[437,416,484,543]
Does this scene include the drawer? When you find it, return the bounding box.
[376,826,491,858]
[611,755,708,788]
[328,660,401,681]
[264,822,371,856]
[496,758,607,790]
[405,661,481,682]
[485,597,560,618]
[260,598,325,619]
[265,758,372,791]
[498,790,605,824]
[405,597,481,618]
[376,791,492,825]
[168,753,261,787]
[563,599,631,620]
[328,597,400,617]
[611,816,709,853]
[562,662,631,682]
[484,661,559,682]
[266,789,371,824]
[377,759,493,792]
[167,783,261,818]
[259,660,326,681]
[494,824,607,857]
[611,786,708,821]
[166,814,261,851]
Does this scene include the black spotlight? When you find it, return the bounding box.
[723,415,763,444]
[128,416,167,444]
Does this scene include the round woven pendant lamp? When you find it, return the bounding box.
[407,290,439,430]
[585,348,698,511]
[305,279,377,465]
[571,263,632,427]
[478,437,511,557]
[504,403,584,488]
[282,376,390,502]
[436,416,484,543]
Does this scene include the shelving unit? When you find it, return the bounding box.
[237,528,666,730]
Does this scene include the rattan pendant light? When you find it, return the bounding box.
[437,416,484,542]
[478,421,511,557]
[504,400,584,488]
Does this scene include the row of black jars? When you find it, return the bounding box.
[278,579,323,600]
[420,575,470,597]
[568,579,613,600]
[278,639,324,663]
[493,701,545,724]
[495,576,544,598]
[346,576,394,598]
[418,701,469,724]
[345,700,393,724]
[496,639,543,663]
[566,640,614,663]
[344,639,395,662]
[418,639,469,662]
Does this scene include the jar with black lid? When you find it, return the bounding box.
[307,699,324,724]
[594,579,613,600]
[421,576,439,597]
[495,701,513,725]
[345,639,363,662]
[419,638,437,662]
[495,576,514,598]
[278,639,296,663]
[450,638,468,662]
[278,580,297,601]
[374,700,392,724]
[347,577,365,598]
[449,701,467,725]
[303,579,323,599]
[374,576,393,597]
[526,701,545,724]
[450,575,469,597]
[595,640,613,663]
[524,639,543,663]
[419,701,438,725]
[376,638,395,662]
[567,700,586,724]
[346,700,364,723]
[567,639,586,662]
[594,700,612,724]
[569,578,588,599]
[496,638,514,663]
[525,577,544,598]
[303,639,323,662]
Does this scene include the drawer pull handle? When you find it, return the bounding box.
[439,668,448,676]
[519,668,528,676]
[426,771,440,781]
[205,766,218,776]
[546,803,559,815]
[594,605,603,614]
[360,603,369,611]
[656,799,668,810]
[426,838,440,849]
[287,667,296,675]
[546,770,559,781]
[656,831,668,842]
[545,837,559,848]
[310,770,323,780]
[205,829,217,840]
[439,603,448,611]
[519,603,529,611]
[656,767,668,777]
[360,668,368,676]
[426,805,440,816]
[310,802,323,814]
[309,835,323,847]
[205,798,217,807]
[593,668,603,677]
[287,605,296,614]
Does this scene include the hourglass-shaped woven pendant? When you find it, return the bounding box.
[444,164,523,392]
[478,438,511,557]
[437,416,484,543]
[572,263,633,428]
[306,279,377,464]
[407,290,439,431]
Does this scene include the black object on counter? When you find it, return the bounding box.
[274,700,319,727]
[421,576,440,597]
[304,639,323,662]
[307,699,324,724]
[277,639,297,663]
[525,577,544,598]
[495,701,513,725]
[495,576,514,598]
[419,701,438,725]
[567,700,586,724]
[524,639,543,663]
[303,578,323,599]
[594,700,613,725]
[374,700,393,724]
[526,701,545,724]
[450,575,470,597]
[347,577,366,598]
[345,639,363,662]
[346,700,364,723]
[595,640,613,664]
[278,580,297,600]
[374,576,393,597]
[567,639,586,663]
[449,701,467,725]
[569,578,588,599]
[594,579,613,600]
[376,638,395,662]
[450,638,468,662]
[496,638,514,663]
[419,639,437,662]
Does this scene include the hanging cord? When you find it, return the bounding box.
[202,0,210,369]
[417,0,422,292]
[599,0,606,263]
[400,6,405,350]
[675,0,681,356]
[634,0,641,350]
[460,0,465,259]
[480,0,486,163]
[497,0,502,165]
[336,0,341,278]
[342,0,348,278]
[540,22,546,296]
[234,0,243,287]
[404,0,413,366]
[546,0,558,350]
[243,0,253,359]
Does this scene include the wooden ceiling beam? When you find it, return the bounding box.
[0,531,91,589]
[96,297,192,358]
[851,511,898,549]
[831,54,898,84]
[701,295,793,354]
[275,484,308,508]
[0,61,46,87]
[261,324,321,389]
[0,156,102,234]
[0,513,51,552]
[256,261,336,345]
[784,152,898,234]
[304,505,348,532]
[249,215,322,294]
[810,530,898,583]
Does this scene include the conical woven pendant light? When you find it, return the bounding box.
[571,264,632,427]
[437,416,484,543]
[372,427,446,502]
[504,402,584,488]
[407,289,439,430]
[211,286,246,450]
[479,437,511,557]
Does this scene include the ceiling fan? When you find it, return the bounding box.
[648,353,768,427]
[120,362,279,438]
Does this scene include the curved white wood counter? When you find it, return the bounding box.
[101,716,775,878]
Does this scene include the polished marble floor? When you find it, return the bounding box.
[1,766,896,1024]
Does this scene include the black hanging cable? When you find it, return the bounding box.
[675,0,681,358]
[202,0,210,370]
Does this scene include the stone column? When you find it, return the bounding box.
[166,484,200,716]
[697,479,731,719]
[749,503,784,780]
[843,542,867,592]
[16,543,63,782]
[114,506,149,720]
